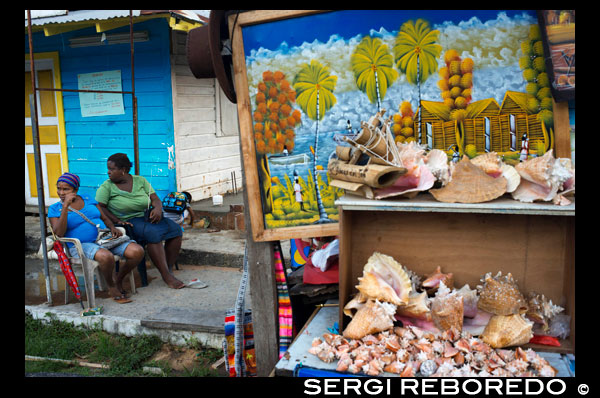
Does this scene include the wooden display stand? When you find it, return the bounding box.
[337,194,575,353]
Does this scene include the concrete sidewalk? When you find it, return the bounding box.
[25,198,254,349]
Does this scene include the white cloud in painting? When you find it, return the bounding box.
[245,11,536,135]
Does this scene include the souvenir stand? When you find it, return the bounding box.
[225,9,576,377]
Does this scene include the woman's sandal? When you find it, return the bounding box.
[112,295,133,304]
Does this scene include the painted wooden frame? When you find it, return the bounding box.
[230,10,338,242]
[229,10,572,242]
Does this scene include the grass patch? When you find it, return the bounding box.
[25,311,225,377]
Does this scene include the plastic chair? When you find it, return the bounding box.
[41,237,136,309]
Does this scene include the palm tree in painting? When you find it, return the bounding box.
[293,60,337,224]
[393,19,442,142]
[351,36,398,112]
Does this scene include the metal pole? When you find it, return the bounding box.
[130,10,139,175]
[27,11,53,305]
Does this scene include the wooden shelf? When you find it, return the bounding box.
[337,193,575,353]
[336,193,575,217]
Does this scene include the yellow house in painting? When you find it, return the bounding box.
[416,91,551,155]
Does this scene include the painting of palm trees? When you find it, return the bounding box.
[292,59,338,224]
[393,19,442,142]
[351,36,398,112]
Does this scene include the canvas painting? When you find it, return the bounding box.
[238,10,555,235]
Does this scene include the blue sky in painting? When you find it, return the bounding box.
[242,10,537,53]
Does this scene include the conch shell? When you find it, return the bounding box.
[396,291,431,320]
[342,299,397,340]
[421,266,454,293]
[512,150,575,204]
[431,282,464,332]
[456,284,479,318]
[479,314,533,348]
[526,291,564,332]
[343,292,368,318]
[356,252,412,306]
[425,149,451,186]
[429,156,507,203]
[500,164,521,193]
[471,152,503,178]
[477,272,528,316]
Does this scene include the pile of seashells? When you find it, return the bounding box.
[308,252,565,377]
[308,325,558,377]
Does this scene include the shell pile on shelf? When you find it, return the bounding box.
[308,252,566,377]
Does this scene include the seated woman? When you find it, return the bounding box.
[48,172,145,303]
[96,153,185,289]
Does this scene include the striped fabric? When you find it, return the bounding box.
[274,242,293,358]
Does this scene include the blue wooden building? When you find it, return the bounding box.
[25,10,241,209]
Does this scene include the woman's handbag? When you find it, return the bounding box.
[67,206,131,249]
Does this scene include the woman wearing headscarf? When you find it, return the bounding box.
[96,153,185,289]
[48,172,145,303]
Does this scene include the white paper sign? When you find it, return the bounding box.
[78,70,125,117]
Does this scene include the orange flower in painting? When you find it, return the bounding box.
[258,82,267,92]
[269,101,280,112]
[267,138,277,149]
[276,142,284,153]
[292,109,302,123]
[269,113,279,123]
[263,71,274,81]
[279,119,288,129]
[285,129,295,140]
[287,116,296,126]
[254,132,263,141]
[273,71,285,82]
[256,92,266,103]
[278,93,288,104]
[257,102,267,114]
[268,86,279,99]
[276,133,286,144]
[253,112,263,122]
[280,104,292,117]
[256,140,266,153]
[254,123,264,132]
[280,80,290,91]
[287,90,296,102]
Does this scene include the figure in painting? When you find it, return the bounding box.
[293,170,305,211]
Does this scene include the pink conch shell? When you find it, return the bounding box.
[471,152,503,178]
[425,149,451,186]
[500,164,521,193]
[526,291,564,332]
[456,284,479,318]
[477,272,528,316]
[342,299,397,340]
[421,266,454,292]
[343,292,368,318]
[512,150,575,204]
[480,314,533,348]
[431,282,464,332]
[515,150,555,188]
[356,252,412,306]
[430,156,507,203]
[374,142,436,199]
[396,291,431,320]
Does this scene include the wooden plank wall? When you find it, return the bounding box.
[170,31,243,200]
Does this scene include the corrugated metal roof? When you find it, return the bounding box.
[25,10,202,27]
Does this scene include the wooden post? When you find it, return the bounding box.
[552,99,571,159]
[240,157,280,376]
